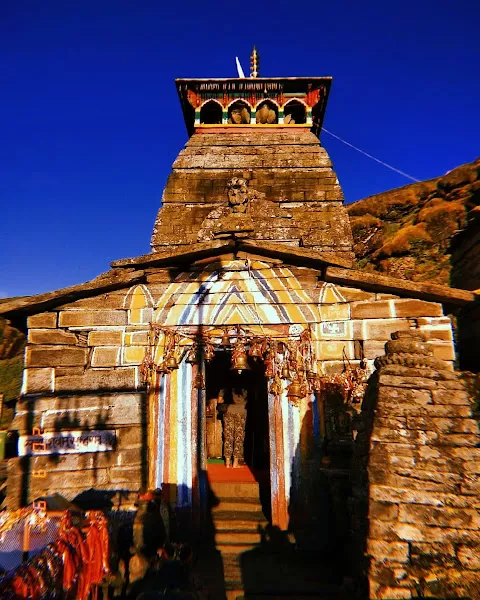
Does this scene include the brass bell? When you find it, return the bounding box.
[287,379,303,401]
[249,340,263,359]
[204,343,215,362]
[221,330,231,346]
[166,353,179,370]
[231,351,251,374]
[186,345,199,364]
[281,363,291,379]
[264,354,275,378]
[156,361,168,374]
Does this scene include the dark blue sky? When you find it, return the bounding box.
[1,1,478,297]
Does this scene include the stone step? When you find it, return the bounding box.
[215,520,266,532]
[217,542,259,554]
[210,481,259,499]
[216,530,261,544]
[213,509,263,521]
[212,497,263,513]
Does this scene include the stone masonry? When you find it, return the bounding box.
[352,330,480,599]
[151,130,354,264]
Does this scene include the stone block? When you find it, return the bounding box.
[431,389,470,405]
[55,366,85,377]
[88,331,124,346]
[92,347,120,367]
[124,331,149,345]
[117,426,143,447]
[428,341,456,362]
[378,375,437,389]
[27,313,57,328]
[377,386,433,407]
[351,301,393,319]
[359,319,411,340]
[392,300,443,318]
[410,542,456,567]
[369,501,399,521]
[28,329,78,345]
[23,368,55,394]
[123,346,147,364]
[407,416,479,434]
[363,340,387,359]
[315,341,355,360]
[370,485,471,508]
[367,540,409,563]
[59,310,127,327]
[457,544,480,569]
[319,303,350,321]
[110,466,143,486]
[399,505,479,529]
[26,346,87,368]
[55,368,137,392]
[57,292,128,310]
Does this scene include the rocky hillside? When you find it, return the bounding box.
[348,158,480,285]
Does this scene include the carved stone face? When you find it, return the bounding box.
[227,177,248,213]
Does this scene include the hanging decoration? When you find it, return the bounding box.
[0,510,109,600]
[231,338,250,374]
[140,323,337,407]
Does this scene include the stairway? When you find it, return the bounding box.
[210,480,268,599]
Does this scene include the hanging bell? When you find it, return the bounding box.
[249,340,263,359]
[166,353,179,370]
[231,349,250,374]
[221,330,231,346]
[281,363,291,379]
[186,345,199,364]
[156,361,168,374]
[287,379,303,401]
[204,343,215,362]
[269,378,282,395]
[264,354,275,378]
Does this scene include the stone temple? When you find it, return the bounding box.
[1,53,479,598]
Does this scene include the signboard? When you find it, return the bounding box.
[18,430,116,456]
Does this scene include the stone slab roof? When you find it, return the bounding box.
[0,241,473,319]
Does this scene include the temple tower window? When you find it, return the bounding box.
[228,100,251,124]
[284,99,307,125]
[200,100,223,124]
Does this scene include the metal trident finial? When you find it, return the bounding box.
[250,45,259,78]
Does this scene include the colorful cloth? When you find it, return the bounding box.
[223,412,246,461]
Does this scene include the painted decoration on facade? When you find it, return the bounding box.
[18,430,116,456]
[154,261,318,326]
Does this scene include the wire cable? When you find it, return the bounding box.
[322,127,420,183]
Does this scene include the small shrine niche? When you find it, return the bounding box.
[228,100,251,124]
[284,100,307,124]
[200,100,222,124]
[255,100,278,124]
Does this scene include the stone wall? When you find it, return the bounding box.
[352,330,480,599]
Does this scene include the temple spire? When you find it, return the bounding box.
[250,46,259,78]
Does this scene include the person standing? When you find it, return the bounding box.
[223,388,247,468]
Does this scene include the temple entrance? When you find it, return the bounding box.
[205,350,270,471]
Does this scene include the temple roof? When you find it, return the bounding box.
[0,241,474,319]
